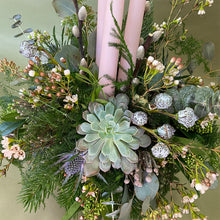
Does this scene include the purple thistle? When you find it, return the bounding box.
[54,150,85,184]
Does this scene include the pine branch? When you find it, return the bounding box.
[109,3,135,75]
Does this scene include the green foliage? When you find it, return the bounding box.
[18,164,58,212]
[141,3,154,40]
[56,175,82,210]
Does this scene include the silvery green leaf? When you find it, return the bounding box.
[194,103,209,119]
[11,20,22,28]
[121,157,136,174]
[97,173,108,185]
[91,122,101,131]
[76,138,89,151]
[166,88,183,111]
[88,102,96,114]
[77,122,92,134]
[86,114,99,124]
[23,28,33,33]
[14,32,23,38]
[212,91,220,116]
[87,31,96,59]
[179,85,197,108]
[139,134,151,148]
[105,210,120,218]
[116,93,129,106]
[142,196,151,215]
[85,133,99,142]
[99,153,109,163]
[55,45,80,70]
[120,134,133,143]
[93,103,104,118]
[134,173,159,201]
[88,139,104,158]
[105,102,115,115]
[108,145,121,163]
[99,160,111,172]
[203,42,215,60]
[127,137,139,150]
[84,157,100,177]
[118,198,133,220]
[187,59,198,74]
[102,201,118,205]
[114,109,124,123]
[13,14,21,20]
[102,139,113,156]
[52,0,75,17]
[114,186,123,193]
[195,87,214,105]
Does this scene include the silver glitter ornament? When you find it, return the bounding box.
[157,124,175,139]
[154,93,172,109]
[178,107,198,128]
[131,111,148,126]
[151,142,170,158]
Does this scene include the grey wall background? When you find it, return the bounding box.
[0,0,219,219]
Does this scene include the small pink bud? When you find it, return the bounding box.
[177,64,184,70]
[175,57,182,66]
[170,57,176,63]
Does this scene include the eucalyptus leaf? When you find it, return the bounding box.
[102,201,118,205]
[11,20,22,28]
[13,14,21,20]
[14,32,24,38]
[187,59,198,74]
[23,28,33,33]
[52,0,76,18]
[203,42,215,60]
[194,87,214,105]
[134,173,159,201]
[87,31,96,59]
[179,85,197,108]
[105,209,120,218]
[142,196,151,215]
[0,120,25,136]
[194,103,208,118]
[166,88,183,111]
[118,198,133,220]
[54,45,81,70]
[212,91,220,116]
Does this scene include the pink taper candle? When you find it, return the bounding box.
[98,0,125,97]
[96,0,107,67]
[117,0,146,82]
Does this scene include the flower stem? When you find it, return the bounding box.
[73,0,85,58]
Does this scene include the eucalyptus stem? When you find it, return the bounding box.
[73,0,85,58]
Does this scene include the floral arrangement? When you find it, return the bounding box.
[0,0,219,219]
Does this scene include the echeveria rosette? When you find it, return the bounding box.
[76,94,151,177]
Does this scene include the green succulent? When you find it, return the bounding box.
[76,94,151,177]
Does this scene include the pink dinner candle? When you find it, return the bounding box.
[98,0,125,97]
[96,0,107,67]
[117,0,146,82]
